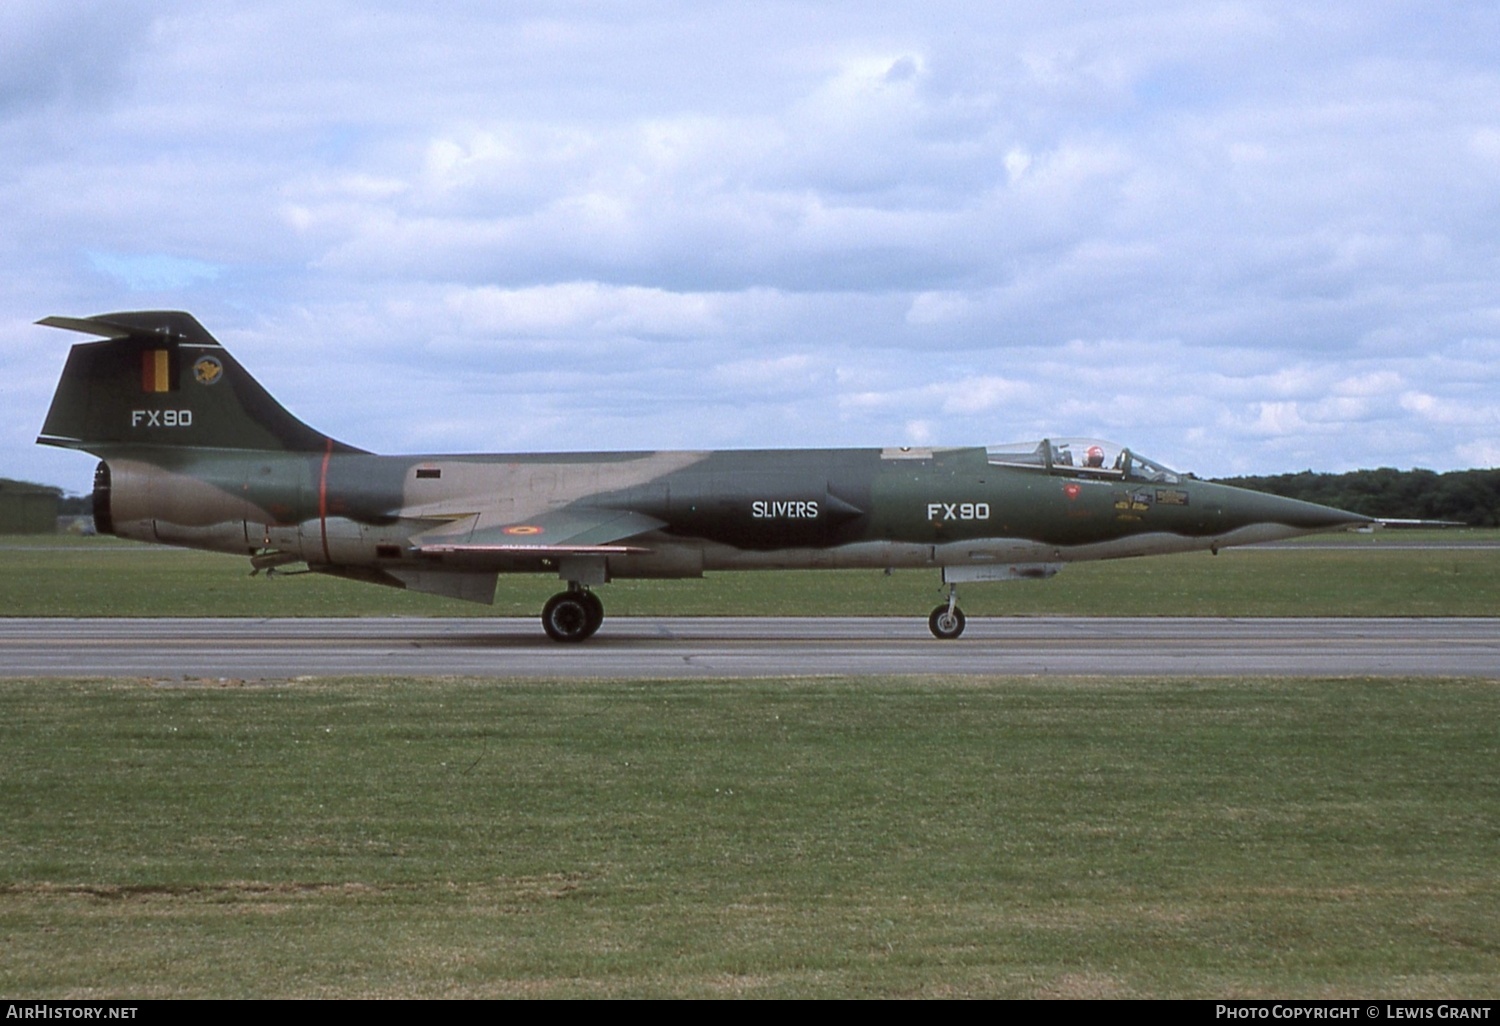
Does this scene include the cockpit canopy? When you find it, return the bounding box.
[986,438,1181,484]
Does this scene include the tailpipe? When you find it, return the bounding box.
[91,460,115,537]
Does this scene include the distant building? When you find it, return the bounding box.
[0,478,62,534]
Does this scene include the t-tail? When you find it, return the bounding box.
[37,311,363,456]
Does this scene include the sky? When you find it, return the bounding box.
[4,1,1499,495]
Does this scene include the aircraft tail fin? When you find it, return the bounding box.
[37,311,365,455]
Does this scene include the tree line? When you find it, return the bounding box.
[1214,468,1500,526]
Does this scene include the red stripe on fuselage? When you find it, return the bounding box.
[318,439,333,563]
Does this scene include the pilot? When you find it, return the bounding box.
[1085,445,1105,468]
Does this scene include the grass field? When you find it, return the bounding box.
[2,531,1499,617]
[1,675,1496,998]
[3,536,1495,997]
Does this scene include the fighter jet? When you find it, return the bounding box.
[36,311,1371,641]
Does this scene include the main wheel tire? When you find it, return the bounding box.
[580,590,604,639]
[542,592,594,642]
[928,604,966,640]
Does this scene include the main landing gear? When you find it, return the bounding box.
[541,586,604,642]
[928,583,966,640]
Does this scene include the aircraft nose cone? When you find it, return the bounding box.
[1221,487,1372,532]
[1302,503,1373,531]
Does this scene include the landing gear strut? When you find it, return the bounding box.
[542,585,604,642]
[928,583,965,640]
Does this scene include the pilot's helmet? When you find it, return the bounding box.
[1085,445,1105,468]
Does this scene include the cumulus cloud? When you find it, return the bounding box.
[87,252,223,292]
[445,283,720,339]
[0,2,156,118]
[7,1,1500,491]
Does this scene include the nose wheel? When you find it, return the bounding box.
[928,583,965,639]
[928,605,966,639]
[542,587,605,642]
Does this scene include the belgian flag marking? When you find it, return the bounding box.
[141,349,172,393]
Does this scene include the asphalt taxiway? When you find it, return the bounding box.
[1,617,1495,679]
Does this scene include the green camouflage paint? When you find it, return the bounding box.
[38,311,1371,640]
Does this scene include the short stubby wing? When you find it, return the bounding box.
[412,507,666,566]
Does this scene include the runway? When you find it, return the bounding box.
[1,617,1496,679]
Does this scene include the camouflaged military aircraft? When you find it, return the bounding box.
[37,310,1372,641]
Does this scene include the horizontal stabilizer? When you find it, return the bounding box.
[37,316,132,339]
[38,311,221,345]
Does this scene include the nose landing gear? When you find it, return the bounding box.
[928,583,966,640]
[542,586,604,642]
